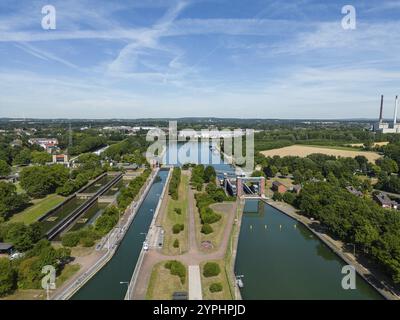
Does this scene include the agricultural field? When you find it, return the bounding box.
[261,145,381,163]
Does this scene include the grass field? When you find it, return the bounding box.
[162,173,189,255]
[1,289,45,300]
[200,260,232,300]
[56,264,81,287]
[261,144,381,162]
[10,194,65,224]
[195,202,233,252]
[146,261,188,300]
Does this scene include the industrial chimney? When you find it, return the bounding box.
[379,95,384,123]
[394,95,399,127]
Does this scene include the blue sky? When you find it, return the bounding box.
[0,0,399,119]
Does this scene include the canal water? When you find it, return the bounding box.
[235,200,383,300]
[72,170,169,300]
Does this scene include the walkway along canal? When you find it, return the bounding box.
[234,199,383,300]
[71,169,169,300]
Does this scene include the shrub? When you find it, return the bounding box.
[173,239,179,248]
[283,192,296,205]
[172,224,184,234]
[174,208,182,215]
[61,232,80,247]
[203,262,221,277]
[200,208,221,224]
[165,260,186,284]
[272,192,283,201]
[80,237,95,247]
[209,283,223,293]
[201,224,213,234]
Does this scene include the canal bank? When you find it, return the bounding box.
[52,168,162,300]
[265,200,399,300]
[234,199,384,300]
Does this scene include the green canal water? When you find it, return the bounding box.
[72,170,169,300]
[235,200,383,300]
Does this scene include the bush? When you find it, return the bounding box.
[272,192,283,201]
[172,224,184,234]
[61,232,80,247]
[201,224,213,234]
[209,282,223,293]
[165,260,186,284]
[173,239,179,248]
[80,237,95,247]
[283,192,296,205]
[174,208,182,215]
[203,262,221,277]
[200,208,221,224]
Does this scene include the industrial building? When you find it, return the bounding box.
[373,95,400,133]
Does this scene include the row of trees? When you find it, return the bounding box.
[296,180,400,283]
[190,164,216,191]
[169,167,181,200]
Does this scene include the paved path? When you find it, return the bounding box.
[131,170,238,299]
[188,265,202,300]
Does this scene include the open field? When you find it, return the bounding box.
[146,261,188,300]
[10,194,65,224]
[261,145,381,162]
[162,173,189,255]
[200,260,232,300]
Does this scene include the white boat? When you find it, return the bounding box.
[236,278,244,288]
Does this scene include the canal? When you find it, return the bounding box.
[235,199,383,300]
[71,169,169,300]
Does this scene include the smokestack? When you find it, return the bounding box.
[394,95,399,126]
[379,95,384,122]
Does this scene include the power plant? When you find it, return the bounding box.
[373,95,400,133]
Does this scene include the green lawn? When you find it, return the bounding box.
[56,264,81,287]
[146,261,188,300]
[162,173,189,255]
[10,194,65,224]
[201,260,232,300]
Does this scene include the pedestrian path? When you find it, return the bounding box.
[188,265,202,300]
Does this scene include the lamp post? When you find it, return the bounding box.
[346,243,356,257]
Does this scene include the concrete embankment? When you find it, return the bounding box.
[52,168,160,300]
[263,199,399,301]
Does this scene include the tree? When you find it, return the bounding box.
[265,165,278,178]
[376,158,399,175]
[203,262,221,277]
[12,148,31,166]
[0,258,15,296]
[203,166,216,183]
[283,192,296,205]
[201,224,213,234]
[0,160,11,177]
[31,151,52,165]
[280,166,289,176]
[20,165,68,198]
[4,222,42,251]
[0,181,29,219]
